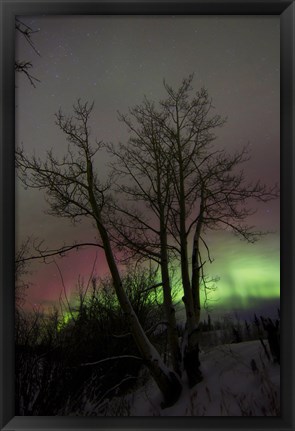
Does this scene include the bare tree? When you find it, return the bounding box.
[15,78,278,403]
[107,99,181,376]
[159,78,277,380]
[15,18,40,87]
[108,75,278,387]
[15,100,182,407]
[15,237,32,308]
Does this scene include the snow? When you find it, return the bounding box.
[127,340,280,416]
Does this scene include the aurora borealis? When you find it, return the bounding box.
[15,15,280,318]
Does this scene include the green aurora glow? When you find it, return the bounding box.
[199,234,279,311]
[171,231,280,312]
[27,229,280,321]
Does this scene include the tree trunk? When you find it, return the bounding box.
[160,229,182,376]
[98,221,182,406]
[87,159,182,407]
[191,189,205,325]
[183,327,203,388]
[174,115,202,387]
[155,142,181,377]
[179,217,202,387]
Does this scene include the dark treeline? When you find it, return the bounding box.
[15,266,280,416]
[15,267,169,415]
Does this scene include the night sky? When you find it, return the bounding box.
[15,15,280,318]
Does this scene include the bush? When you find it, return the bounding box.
[15,266,168,415]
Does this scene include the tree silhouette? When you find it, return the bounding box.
[107,75,278,386]
[15,18,40,87]
[16,99,182,407]
[16,76,278,404]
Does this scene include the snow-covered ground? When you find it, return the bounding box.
[102,340,279,416]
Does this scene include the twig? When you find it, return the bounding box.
[80,355,143,367]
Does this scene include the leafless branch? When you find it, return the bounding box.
[15,241,104,264]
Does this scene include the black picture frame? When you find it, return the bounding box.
[1,0,294,430]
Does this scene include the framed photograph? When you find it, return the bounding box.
[1,0,294,430]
